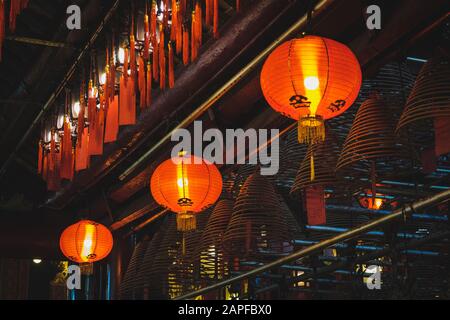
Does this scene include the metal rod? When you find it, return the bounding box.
[123,209,170,238]
[5,35,67,48]
[118,0,335,181]
[0,0,121,179]
[174,188,450,300]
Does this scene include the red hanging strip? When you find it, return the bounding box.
[182,24,189,66]
[196,1,202,48]
[153,33,159,81]
[213,0,219,39]
[151,0,157,48]
[130,35,137,83]
[146,61,152,108]
[61,118,73,180]
[170,0,177,42]
[119,76,136,126]
[42,152,48,181]
[138,55,146,108]
[159,24,166,90]
[434,117,450,156]
[236,0,240,13]
[75,127,89,171]
[77,100,85,148]
[190,11,197,62]
[168,42,174,88]
[144,13,150,61]
[104,95,119,143]
[205,0,212,26]
[109,36,116,103]
[123,48,129,82]
[0,0,5,62]
[175,2,182,55]
[37,142,43,175]
[305,185,326,225]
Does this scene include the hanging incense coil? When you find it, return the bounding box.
[336,97,411,175]
[134,228,167,299]
[290,129,341,195]
[167,212,210,299]
[147,214,182,299]
[199,199,234,284]
[223,173,291,260]
[120,239,149,300]
[276,126,308,189]
[396,55,450,143]
[279,196,303,241]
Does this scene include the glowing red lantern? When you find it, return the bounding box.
[60,220,114,265]
[260,35,362,144]
[150,153,223,231]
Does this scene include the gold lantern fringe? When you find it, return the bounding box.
[80,263,94,275]
[298,115,325,145]
[177,212,197,232]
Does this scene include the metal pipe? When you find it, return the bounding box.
[174,188,450,300]
[0,0,121,179]
[118,0,335,181]
[123,209,170,238]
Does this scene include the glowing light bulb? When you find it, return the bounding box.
[304,76,320,90]
[374,198,383,210]
[118,48,125,64]
[72,101,80,118]
[177,178,189,188]
[100,72,107,86]
[57,114,65,130]
[33,259,42,264]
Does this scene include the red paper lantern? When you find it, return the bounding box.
[260,35,362,144]
[150,153,223,231]
[60,220,113,264]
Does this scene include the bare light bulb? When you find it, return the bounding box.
[304,76,320,90]
[118,48,125,64]
[100,72,107,86]
[72,101,80,118]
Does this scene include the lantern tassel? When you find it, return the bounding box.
[159,24,166,90]
[298,115,325,145]
[170,0,177,42]
[175,2,182,55]
[310,153,315,182]
[176,212,196,232]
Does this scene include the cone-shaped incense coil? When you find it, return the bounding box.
[120,240,149,299]
[199,199,234,283]
[223,173,290,260]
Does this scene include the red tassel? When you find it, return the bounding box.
[123,48,129,82]
[175,2,182,54]
[196,2,202,47]
[130,35,137,83]
[206,0,212,26]
[105,95,119,143]
[153,35,159,81]
[0,0,5,62]
[168,42,175,88]
[138,55,146,108]
[61,118,73,180]
[146,62,152,108]
[170,0,177,42]
[119,75,136,126]
[144,14,150,61]
[75,127,89,171]
[37,142,43,174]
[191,11,197,62]
[77,101,85,148]
[159,24,166,90]
[151,1,157,48]
[42,152,48,181]
[182,24,189,66]
[213,0,219,39]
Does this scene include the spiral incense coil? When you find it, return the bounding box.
[223,173,290,260]
[134,228,166,299]
[199,199,234,283]
[120,240,150,300]
[279,196,303,240]
[147,215,182,299]
[397,55,450,132]
[290,129,341,195]
[167,212,210,298]
[336,97,410,173]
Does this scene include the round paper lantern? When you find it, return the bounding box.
[261,35,362,144]
[150,153,222,231]
[60,220,113,264]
